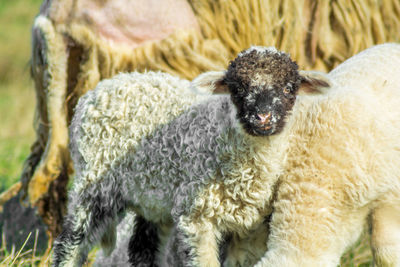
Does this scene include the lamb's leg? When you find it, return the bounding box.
[370,201,400,266]
[52,189,125,266]
[128,216,160,267]
[52,213,91,267]
[171,216,221,267]
[223,220,269,267]
[157,225,190,267]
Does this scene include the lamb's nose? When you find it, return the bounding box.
[257,112,271,124]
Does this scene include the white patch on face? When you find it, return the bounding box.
[269,113,281,133]
[271,113,280,123]
[239,46,275,56]
[250,72,273,88]
[245,93,256,105]
[239,46,287,57]
[272,97,281,104]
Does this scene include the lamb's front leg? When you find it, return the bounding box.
[254,180,368,267]
[171,215,221,267]
[223,219,269,267]
[370,198,400,266]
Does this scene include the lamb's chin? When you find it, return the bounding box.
[242,123,277,137]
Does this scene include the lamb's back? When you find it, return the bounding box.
[328,43,400,95]
[285,44,400,207]
[70,71,202,182]
[120,95,241,220]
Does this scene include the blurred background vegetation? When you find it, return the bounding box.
[0,0,374,265]
[0,0,42,193]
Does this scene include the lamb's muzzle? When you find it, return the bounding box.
[257,112,271,124]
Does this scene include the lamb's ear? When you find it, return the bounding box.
[299,70,332,95]
[190,71,229,95]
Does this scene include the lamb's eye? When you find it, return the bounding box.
[283,87,291,94]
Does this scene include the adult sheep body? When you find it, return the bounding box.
[247,43,400,266]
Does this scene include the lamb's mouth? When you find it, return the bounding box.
[240,115,276,136]
[257,124,274,135]
[257,117,273,131]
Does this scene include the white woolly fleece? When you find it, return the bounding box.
[251,43,400,266]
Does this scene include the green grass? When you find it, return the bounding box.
[0,231,46,266]
[0,0,41,192]
[341,232,373,266]
[0,230,98,266]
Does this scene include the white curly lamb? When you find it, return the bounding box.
[52,47,328,267]
[203,43,400,267]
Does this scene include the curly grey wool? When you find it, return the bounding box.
[52,71,211,266]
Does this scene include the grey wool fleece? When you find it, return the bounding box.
[53,68,270,267]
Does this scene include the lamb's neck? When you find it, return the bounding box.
[242,131,288,184]
[216,130,287,219]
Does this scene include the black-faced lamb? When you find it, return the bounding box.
[52,46,328,267]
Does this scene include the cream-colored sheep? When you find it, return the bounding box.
[211,43,400,267]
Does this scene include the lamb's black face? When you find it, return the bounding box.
[224,47,301,136]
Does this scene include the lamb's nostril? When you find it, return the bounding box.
[257,112,271,123]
